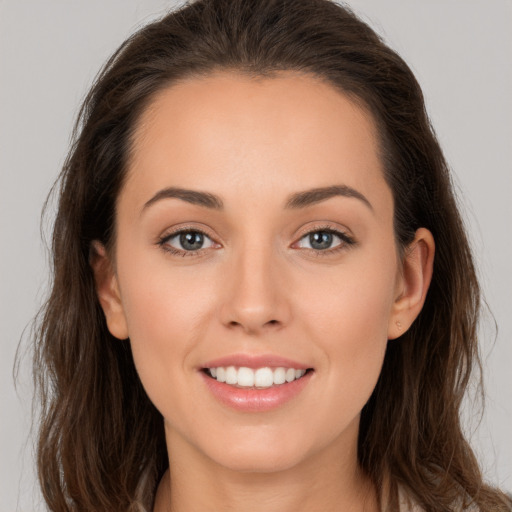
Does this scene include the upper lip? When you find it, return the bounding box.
[201,353,311,370]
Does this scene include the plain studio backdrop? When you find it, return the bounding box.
[1,1,511,510]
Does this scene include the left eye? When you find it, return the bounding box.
[163,230,216,251]
[296,230,345,251]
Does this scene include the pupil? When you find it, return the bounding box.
[180,232,204,250]
[310,231,332,250]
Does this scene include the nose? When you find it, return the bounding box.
[219,243,291,335]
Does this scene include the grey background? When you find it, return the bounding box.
[1,1,511,510]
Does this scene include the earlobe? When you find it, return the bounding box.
[388,228,435,340]
[90,241,129,340]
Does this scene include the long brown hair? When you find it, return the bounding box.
[33,0,511,510]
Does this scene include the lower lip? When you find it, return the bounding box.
[200,371,313,412]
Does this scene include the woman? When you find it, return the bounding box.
[33,0,511,510]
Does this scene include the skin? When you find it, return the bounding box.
[92,71,434,512]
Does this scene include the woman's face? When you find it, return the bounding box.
[98,71,412,473]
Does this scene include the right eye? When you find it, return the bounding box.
[158,229,217,256]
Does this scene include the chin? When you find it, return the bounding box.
[213,448,306,474]
[201,430,314,474]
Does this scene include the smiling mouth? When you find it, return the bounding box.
[203,366,313,389]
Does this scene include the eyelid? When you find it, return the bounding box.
[158,223,217,241]
[294,223,354,241]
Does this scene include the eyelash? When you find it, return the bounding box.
[157,225,356,258]
[294,225,356,256]
[157,227,216,258]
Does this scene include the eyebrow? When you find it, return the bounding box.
[141,184,373,213]
[284,185,373,211]
[142,187,224,212]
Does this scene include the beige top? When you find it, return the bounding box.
[397,486,479,512]
[398,489,423,511]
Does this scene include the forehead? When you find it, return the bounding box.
[124,71,388,212]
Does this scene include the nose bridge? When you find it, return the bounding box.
[220,234,289,333]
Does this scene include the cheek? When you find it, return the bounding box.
[299,249,397,343]
[116,252,216,403]
[295,250,397,411]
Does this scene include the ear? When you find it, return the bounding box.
[388,228,435,340]
[90,241,129,340]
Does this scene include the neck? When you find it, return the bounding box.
[153,420,379,512]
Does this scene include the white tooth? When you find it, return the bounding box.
[226,366,237,385]
[216,367,226,383]
[285,368,296,382]
[237,367,255,387]
[273,367,286,385]
[254,367,274,388]
[295,369,303,379]
[210,367,217,378]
